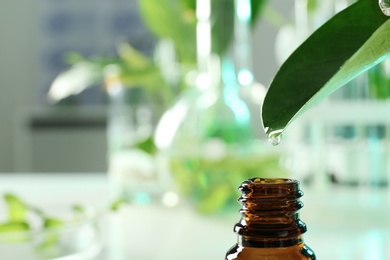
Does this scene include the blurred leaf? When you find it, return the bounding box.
[135,136,157,155]
[251,0,267,26]
[4,194,27,222]
[0,222,29,233]
[36,218,64,252]
[179,0,196,27]
[180,0,196,10]
[117,42,152,70]
[110,198,127,211]
[368,59,390,99]
[262,0,390,137]
[211,0,235,56]
[307,0,318,13]
[48,61,103,102]
[36,233,61,254]
[43,218,64,229]
[0,222,30,243]
[72,204,86,214]
[138,0,197,63]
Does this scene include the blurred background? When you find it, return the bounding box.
[0,0,284,173]
[1,0,390,259]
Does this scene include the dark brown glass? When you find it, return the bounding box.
[225,178,316,260]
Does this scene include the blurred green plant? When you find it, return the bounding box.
[48,43,174,110]
[0,194,30,238]
[47,0,269,158]
[135,0,267,61]
[138,0,197,64]
[0,193,109,257]
[0,193,65,247]
[170,153,287,214]
[368,59,390,99]
[48,0,267,106]
[262,0,390,138]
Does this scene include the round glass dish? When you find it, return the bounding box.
[0,207,103,260]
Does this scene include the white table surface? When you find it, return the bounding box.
[1,173,390,260]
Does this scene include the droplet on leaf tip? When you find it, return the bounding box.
[266,129,283,146]
[379,0,390,16]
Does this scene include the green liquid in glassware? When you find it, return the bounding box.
[170,153,288,214]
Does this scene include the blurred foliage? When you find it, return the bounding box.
[4,194,27,223]
[251,0,267,26]
[48,0,269,156]
[138,0,197,64]
[139,0,266,61]
[307,0,318,13]
[51,43,174,110]
[134,136,157,155]
[368,60,390,99]
[49,0,268,105]
[170,153,287,214]
[0,193,80,250]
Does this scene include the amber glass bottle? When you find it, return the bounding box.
[225,178,316,260]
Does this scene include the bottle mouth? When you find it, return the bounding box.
[238,177,302,200]
[248,178,298,185]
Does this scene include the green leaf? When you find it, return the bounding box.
[36,218,64,252]
[47,61,103,102]
[4,194,28,222]
[0,222,30,243]
[251,0,267,26]
[0,222,29,233]
[262,0,390,138]
[117,42,152,70]
[307,0,318,13]
[368,59,390,99]
[43,218,64,229]
[180,0,196,12]
[110,198,127,212]
[134,136,157,155]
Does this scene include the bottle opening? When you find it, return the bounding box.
[240,178,302,199]
[248,178,297,185]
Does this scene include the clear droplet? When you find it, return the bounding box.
[379,0,390,16]
[268,134,282,146]
[266,129,283,146]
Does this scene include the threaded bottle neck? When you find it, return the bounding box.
[234,178,307,248]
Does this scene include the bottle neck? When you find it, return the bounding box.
[234,178,307,248]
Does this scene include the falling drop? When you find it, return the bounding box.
[379,0,390,16]
[269,134,282,146]
[266,129,283,146]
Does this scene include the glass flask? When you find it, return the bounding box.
[154,0,287,214]
[225,178,316,260]
[106,65,164,205]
